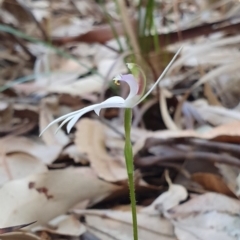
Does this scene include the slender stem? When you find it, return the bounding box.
[100,0,124,52]
[124,108,138,240]
[128,172,138,240]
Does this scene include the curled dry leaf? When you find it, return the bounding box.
[97,58,127,80]
[75,119,127,182]
[0,101,13,126]
[39,100,69,147]
[19,0,49,22]
[73,209,176,240]
[0,102,37,136]
[169,193,240,240]
[13,55,93,96]
[192,100,240,126]
[134,120,240,154]
[174,219,235,240]
[0,232,40,240]
[168,192,240,219]
[0,152,48,186]
[192,61,240,90]
[34,214,86,237]
[159,87,178,130]
[62,145,89,164]
[212,70,240,108]
[141,183,188,216]
[202,120,240,141]
[43,57,93,86]
[177,47,240,68]
[47,75,104,97]
[167,35,240,75]
[94,41,128,80]
[0,136,60,164]
[50,16,93,38]
[0,168,119,228]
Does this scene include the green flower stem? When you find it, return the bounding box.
[124,108,138,240]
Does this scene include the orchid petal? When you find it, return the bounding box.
[66,104,101,133]
[93,96,126,116]
[55,116,73,134]
[55,104,98,133]
[124,95,141,108]
[113,74,138,100]
[126,63,146,97]
[66,96,125,133]
[39,109,82,136]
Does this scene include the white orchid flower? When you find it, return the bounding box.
[40,48,181,135]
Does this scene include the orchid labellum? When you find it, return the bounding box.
[40,48,181,135]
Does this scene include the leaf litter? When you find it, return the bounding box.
[1,0,240,239]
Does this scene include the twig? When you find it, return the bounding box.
[135,151,240,168]
[141,137,240,159]
[188,138,240,158]
[8,33,35,61]
[116,0,141,59]
[0,221,36,234]
[18,2,48,41]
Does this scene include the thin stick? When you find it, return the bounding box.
[116,0,141,58]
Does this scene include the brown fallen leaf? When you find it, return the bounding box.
[200,120,240,142]
[191,172,235,197]
[216,164,239,196]
[0,101,13,127]
[75,119,127,182]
